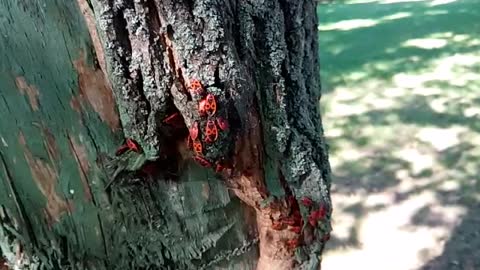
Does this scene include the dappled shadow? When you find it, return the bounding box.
[319,0,480,269]
[317,0,480,92]
[420,204,480,270]
[333,155,409,194]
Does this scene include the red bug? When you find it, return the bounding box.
[116,138,141,155]
[204,120,218,143]
[115,144,129,156]
[318,205,327,218]
[282,218,298,227]
[308,214,317,227]
[322,233,331,242]
[300,197,314,207]
[163,112,180,124]
[308,207,326,227]
[189,79,205,99]
[216,117,229,131]
[200,94,217,116]
[198,100,207,116]
[286,238,300,249]
[126,138,141,153]
[272,220,285,231]
[192,140,203,155]
[189,121,199,141]
[289,226,302,234]
[194,156,212,167]
[215,162,224,173]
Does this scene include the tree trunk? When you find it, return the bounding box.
[0,0,332,269]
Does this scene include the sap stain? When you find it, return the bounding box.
[73,53,120,131]
[18,132,70,223]
[15,77,40,111]
[76,0,107,74]
[42,126,60,161]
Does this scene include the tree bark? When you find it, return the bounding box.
[0,0,331,269]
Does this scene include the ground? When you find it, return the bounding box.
[317,0,480,269]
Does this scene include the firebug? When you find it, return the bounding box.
[189,79,205,99]
[126,138,141,153]
[189,121,199,141]
[286,238,300,249]
[289,226,302,234]
[216,117,229,131]
[272,220,284,230]
[198,100,207,116]
[163,112,180,124]
[194,156,212,168]
[192,140,203,155]
[198,94,217,116]
[204,120,218,143]
[300,197,314,207]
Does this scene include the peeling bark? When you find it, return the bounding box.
[0,0,331,269]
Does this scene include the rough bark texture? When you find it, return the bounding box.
[0,0,331,269]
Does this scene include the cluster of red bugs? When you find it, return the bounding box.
[115,138,141,156]
[187,79,229,172]
[272,196,329,249]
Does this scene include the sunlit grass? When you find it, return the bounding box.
[318,12,412,32]
[318,19,379,31]
[379,0,426,4]
[403,38,448,49]
[430,0,458,6]
[318,0,480,269]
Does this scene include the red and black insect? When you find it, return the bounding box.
[198,100,207,116]
[127,139,141,152]
[205,94,217,116]
[163,112,179,124]
[199,94,217,116]
[204,119,219,143]
[192,140,203,156]
[300,197,314,208]
[308,206,327,227]
[216,117,229,131]
[272,220,285,231]
[116,138,141,156]
[289,226,302,234]
[282,218,298,227]
[194,156,212,168]
[215,162,224,173]
[286,238,300,249]
[189,121,199,141]
[189,79,205,99]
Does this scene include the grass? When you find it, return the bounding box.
[317,0,480,269]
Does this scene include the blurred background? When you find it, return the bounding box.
[317,0,480,269]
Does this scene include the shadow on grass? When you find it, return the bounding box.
[319,0,480,268]
[318,0,480,92]
[420,204,480,270]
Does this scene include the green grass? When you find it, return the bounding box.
[319,0,480,90]
[317,1,480,269]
